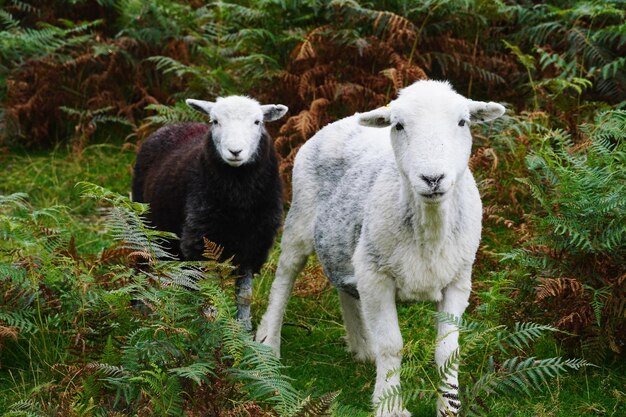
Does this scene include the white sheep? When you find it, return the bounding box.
[256,80,505,416]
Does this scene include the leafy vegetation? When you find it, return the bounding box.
[0,184,338,416]
[1,182,605,416]
[504,110,625,361]
[375,315,591,417]
[1,0,625,416]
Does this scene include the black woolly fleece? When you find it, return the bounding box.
[132,122,283,274]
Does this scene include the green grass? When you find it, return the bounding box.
[0,144,136,252]
[1,143,625,416]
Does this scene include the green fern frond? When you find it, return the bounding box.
[517,111,625,256]
[0,263,27,283]
[78,182,149,215]
[87,362,130,378]
[4,399,46,417]
[145,102,206,126]
[207,2,267,23]
[106,206,177,260]
[222,320,250,365]
[91,114,134,128]
[498,322,560,352]
[198,278,236,318]
[0,310,35,334]
[373,384,417,417]
[0,193,29,212]
[168,362,216,384]
[468,356,592,404]
[516,15,563,45]
[0,10,19,30]
[503,356,590,391]
[132,364,184,417]
[437,349,460,384]
[330,403,370,417]
[147,55,203,78]
[231,341,301,414]
[584,285,611,327]
[597,56,626,79]
[224,28,278,47]
[290,391,340,417]
[60,106,134,129]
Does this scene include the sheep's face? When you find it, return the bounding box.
[359,80,504,204]
[186,96,288,167]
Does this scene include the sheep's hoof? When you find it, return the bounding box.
[437,406,459,417]
[350,347,376,363]
[437,392,460,416]
[254,329,281,356]
[354,352,375,363]
[341,336,375,362]
[239,318,253,333]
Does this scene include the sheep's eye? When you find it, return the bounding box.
[211,119,218,125]
[254,120,261,125]
[395,123,404,131]
[458,119,466,127]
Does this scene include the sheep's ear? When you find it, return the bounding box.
[358,107,392,128]
[468,100,505,123]
[186,99,214,115]
[261,104,288,122]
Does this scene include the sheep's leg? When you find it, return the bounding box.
[435,279,471,417]
[235,270,254,332]
[256,229,312,356]
[338,290,375,362]
[359,270,410,417]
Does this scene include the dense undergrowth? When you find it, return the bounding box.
[0,179,611,416]
[1,0,625,416]
[0,184,336,416]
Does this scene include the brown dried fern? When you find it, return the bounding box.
[219,402,274,417]
[0,324,19,341]
[202,237,225,262]
[98,245,136,265]
[373,11,416,37]
[6,33,179,148]
[293,263,329,298]
[535,277,584,302]
[291,391,340,417]
[275,98,331,198]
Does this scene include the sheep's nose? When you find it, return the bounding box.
[420,174,445,190]
[229,149,242,157]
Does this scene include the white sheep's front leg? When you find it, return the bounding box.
[435,279,471,417]
[359,269,410,417]
[236,270,253,332]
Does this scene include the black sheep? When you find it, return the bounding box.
[132,96,288,330]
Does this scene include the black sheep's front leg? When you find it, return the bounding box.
[236,270,253,332]
[181,195,217,260]
[181,205,254,331]
[180,216,209,261]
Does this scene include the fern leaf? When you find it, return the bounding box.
[498,322,560,353]
[202,237,224,262]
[290,391,340,417]
[145,102,206,125]
[168,362,216,384]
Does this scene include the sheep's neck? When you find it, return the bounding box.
[400,181,452,246]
